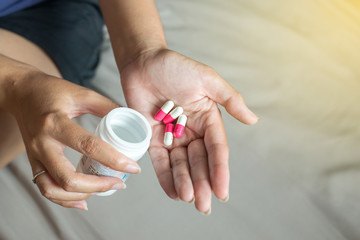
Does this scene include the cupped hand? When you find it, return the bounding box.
[120,49,259,214]
[7,70,141,210]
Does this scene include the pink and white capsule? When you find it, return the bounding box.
[163,106,183,124]
[164,123,174,146]
[154,100,175,121]
[174,114,187,138]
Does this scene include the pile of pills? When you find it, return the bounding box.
[154,100,187,146]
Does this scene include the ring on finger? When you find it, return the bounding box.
[32,170,47,184]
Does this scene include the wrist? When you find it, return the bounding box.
[119,44,168,72]
[115,39,168,72]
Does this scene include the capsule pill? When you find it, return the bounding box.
[174,114,187,138]
[154,100,175,121]
[163,106,183,124]
[164,123,174,146]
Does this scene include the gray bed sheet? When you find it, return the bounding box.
[1,0,359,239]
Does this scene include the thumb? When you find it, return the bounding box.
[205,72,259,125]
[78,90,121,118]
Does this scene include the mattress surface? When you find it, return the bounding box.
[1,0,359,239]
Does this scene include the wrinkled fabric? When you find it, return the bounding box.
[0,0,359,239]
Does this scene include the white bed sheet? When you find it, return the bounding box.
[1,0,359,239]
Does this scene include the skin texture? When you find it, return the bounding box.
[120,49,259,213]
[0,30,139,210]
[99,0,258,214]
[0,28,62,169]
[0,0,258,213]
[11,73,144,209]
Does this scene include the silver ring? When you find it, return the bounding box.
[32,170,47,184]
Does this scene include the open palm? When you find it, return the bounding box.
[120,49,258,214]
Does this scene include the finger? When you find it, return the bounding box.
[204,111,230,201]
[53,117,140,174]
[204,71,259,125]
[188,139,212,214]
[35,171,92,201]
[170,147,194,202]
[51,199,88,211]
[30,156,94,200]
[77,90,120,118]
[35,141,126,193]
[149,146,178,199]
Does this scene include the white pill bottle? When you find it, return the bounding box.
[76,107,152,196]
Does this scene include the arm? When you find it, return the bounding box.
[99,0,259,214]
[0,54,138,210]
[98,0,167,71]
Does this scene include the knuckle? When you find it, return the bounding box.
[208,143,229,157]
[27,138,40,152]
[40,113,57,132]
[220,144,230,155]
[157,170,172,182]
[98,184,112,193]
[170,148,187,169]
[189,156,203,169]
[107,153,122,169]
[174,172,189,182]
[172,158,184,168]
[40,186,54,199]
[193,177,209,187]
[79,136,99,157]
[211,161,227,173]
[60,175,76,192]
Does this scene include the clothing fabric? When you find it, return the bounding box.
[0,0,48,17]
[0,0,104,86]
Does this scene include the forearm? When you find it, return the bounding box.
[98,0,167,71]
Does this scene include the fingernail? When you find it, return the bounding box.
[220,195,229,203]
[74,202,88,211]
[189,197,195,204]
[247,108,260,122]
[124,164,141,174]
[201,208,211,216]
[112,182,126,190]
[174,197,180,201]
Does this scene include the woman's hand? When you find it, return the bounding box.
[5,69,141,210]
[120,49,259,214]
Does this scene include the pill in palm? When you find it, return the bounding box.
[174,114,187,138]
[154,100,175,121]
[163,106,183,124]
[164,123,174,146]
